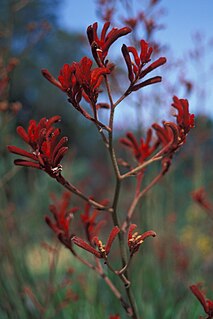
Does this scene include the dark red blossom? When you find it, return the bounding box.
[81,200,108,244]
[7,116,68,177]
[72,226,120,259]
[122,40,166,92]
[172,95,195,136]
[58,64,77,92]
[73,56,110,103]
[42,57,110,106]
[153,96,195,157]
[120,129,159,164]
[190,284,213,319]
[45,192,78,247]
[87,22,131,66]
[128,224,156,256]
[152,121,179,153]
[109,315,120,319]
[42,65,81,108]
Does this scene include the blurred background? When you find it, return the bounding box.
[0,0,213,318]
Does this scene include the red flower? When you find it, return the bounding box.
[74,56,110,104]
[172,95,195,137]
[87,21,131,66]
[7,116,68,177]
[122,40,166,92]
[152,121,180,153]
[109,315,120,319]
[72,226,120,259]
[81,200,108,244]
[42,57,110,106]
[190,284,213,319]
[45,192,78,247]
[128,224,156,256]
[42,64,81,108]
[120,129,159,164]
[153,96,195,156]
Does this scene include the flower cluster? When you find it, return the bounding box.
[42,22,166,118]
[128,224,156,256]
[120,128,159,164]
[87,22,131,66]
[122,39,166,93]
[81,200,108,244]
[152,96,195,156]
[190,284,213,319]
[45,192,78,247]
[42,57,110,106]
[7,116,68,177]
[120,96,194,173]
[72,226,120,259]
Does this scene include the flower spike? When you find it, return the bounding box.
[172,95,195,135]
[72,226,120,259]
[81,199,108,243]
[128,224,156,256]
[122,40,166,93]
[8,116,68,178]
[87,22,131,66]
[45,192,78,248]
[120,129,159,164]
[190,284,213,318]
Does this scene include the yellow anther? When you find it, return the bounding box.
[132,232,138,239]
[98,240,106,253]
[135,235,142,242]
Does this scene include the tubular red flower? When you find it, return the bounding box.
[122,39,166,91]
[140,39,153,64]
[41,69,63,90]
[58,63,77,91]
[152,96,195,160]
[87,22,131,66]
[7,116,68,177]
[45,192,78,247]
[120,129,159,164]
[190,284,213,318]
[140,57,167,79]
[105,226,120,255]
[128,224,156,256]
[72,236,102,258]
[72,226,120,259]
[172,95,195,134]
[121,44,134,82]
[43,57,110,108]
[131,75,162,91]
[80,199,108,243]
[74,56,110,103]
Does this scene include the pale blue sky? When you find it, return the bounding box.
[58,0,213,53]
